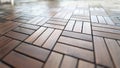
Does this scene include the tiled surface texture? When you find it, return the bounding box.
[0,0,120,68]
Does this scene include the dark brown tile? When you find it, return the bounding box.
[0,40,20,59]
[0,62,10,68]
[13,27,35,35]
[15,43,50,61]
[3,51,43,68]
[25,27,47,43]
[5,31,29,41]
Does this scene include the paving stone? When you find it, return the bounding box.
[42,29,62,49]
[61,55,77,68]
[62,31,92,41]
[43,24,64,29]
[19,23,39,30]
[13,27,35,35]
[25,27,47,43]
[44,52,63,68]
[58,36,93,50]
[54,43,94,62]
[94,36,114,68]
[93,26,120,34]
[93,30,120,40]
[34,28,54,46]
[5,31,29,41]
[0,36,12,48]
[0,40,20,59]
[78,60,94,68]
[0,62,10,68]
[105,38,120,68]
[0,21,20,35]
[3,51,43,68]
[15,43,50,61]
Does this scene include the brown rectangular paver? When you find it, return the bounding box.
[0,40,20,59]
[58,36,93,50]
[78,60,94,68]
[97,66,104,68]
[73,21,83,32]
[65,20,75,31]
[117,40,120,46]
[13,27,35,35]
[25,27,47,43]
[105,38,120,68]
[42,29,62,49]
[43,24,64,29]
[62,31,92,41]
[0,21,20,35]
[94,36,114,68]
[82,22,91,34]
[44,52,63,68]
[0,36,12,48]
[32,17,44,24]
[0,62,10,68]
[3,51,43,68]
[91,15,98,23]
[15,43,50,61]
[92,26,120,34]
[47,21,66,26]
[27,17,41,24]
[20,24,39,30]
[38,18,50,26]
[93,31,120,40]
[49,18,68,23]
[92,23,120,30]
[61,55,77,68]
[5,31,29,41]
[34,28,54,46]
[97,16,106,24]
[54,43,94,62]
[104,17,114,25]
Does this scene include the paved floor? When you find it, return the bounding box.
[0,0,120,68]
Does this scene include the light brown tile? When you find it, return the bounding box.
[78,60,94,68]
[62,31,92,41]
[44,52,63,68]
[34,28,54,46]
[93,31,120,40]
[54,43,94,62]
[82,22,91,34]
[65,20,75,31]
[42,29,62,49]
[44,24,64,29]
[58,36,93,50]
[73,21,83,32]
[94,36,114,68]
[20,24,39,30]
[105,38,120,68]
[25,27,47,43]
[61,55,77,68]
